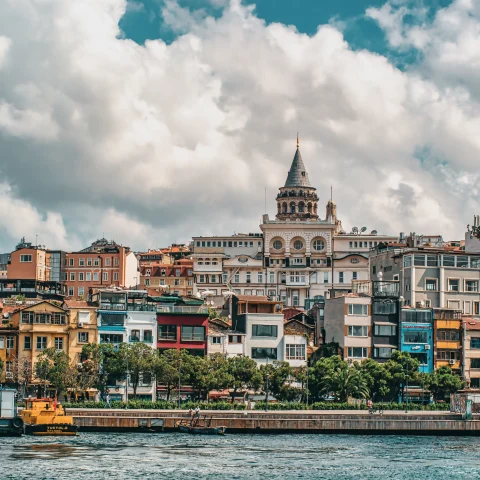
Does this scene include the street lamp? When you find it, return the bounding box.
[405,362,409,413]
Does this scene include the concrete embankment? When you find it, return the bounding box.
[67,409,480,435]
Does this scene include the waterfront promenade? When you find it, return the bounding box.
[68,408,479,435]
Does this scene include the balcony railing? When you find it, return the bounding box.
[127,304,157,312]
[99,303,127,311]
[129,335,154,343]
[194,265,223,273]
[157,305,209,315]
[100,318,125,327]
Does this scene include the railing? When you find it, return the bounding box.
[193,265,223,272]
[157,305,209,314]
[286,279,310,287]
[100,319,125,327]
[128,335,154,343]
[181,334,205,341]
[99,303,127,311]
[158,335,177,341]
[127,304,157,312]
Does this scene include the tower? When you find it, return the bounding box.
[276,136,319,221]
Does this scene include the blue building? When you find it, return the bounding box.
[400,308,434,374]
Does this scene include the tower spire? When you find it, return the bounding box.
[296,132,299,148]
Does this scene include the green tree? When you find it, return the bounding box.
[321,366,370,402]
[0,358,4,383]
[117,343,157,400]
[35,348,74,399]
[426,366,465,402]
[357,359,391,401]
[153,349,190,401]
[309,356,347,401]
[260,361,301,402]
[384,351,420,402]
[226,355,262,402]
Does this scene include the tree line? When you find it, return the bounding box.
[8,343,464,404]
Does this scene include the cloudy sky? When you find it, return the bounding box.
[0,0,478,253]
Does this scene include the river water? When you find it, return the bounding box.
[1,433,480,479]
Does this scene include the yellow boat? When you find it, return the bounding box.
[22,398,79,436]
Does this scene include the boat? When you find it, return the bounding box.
[21,398,79,436]
[0,389,24,436]
[177,415,226,435]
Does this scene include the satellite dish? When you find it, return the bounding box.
[352,227,358,234]
[360,227,367,233]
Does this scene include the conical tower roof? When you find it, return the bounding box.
[284,138,312,188]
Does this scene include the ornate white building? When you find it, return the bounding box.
[191,139,397,307]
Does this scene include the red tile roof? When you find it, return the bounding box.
[63,300,96,309]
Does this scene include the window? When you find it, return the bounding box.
[252,348,277,359]
[234,273,240,283]
[471,338,480,349]
[160,279,165,285]
[373,302,396,314]
[36,336,47,350]
[20,254,32,262]
[339,272,344,283]
[471,258,480,268]
[68,287,74,296]
[87,258,92,266]
[258,272,263,283]
[471,358,480,368]
[269,272,275,284]
[113,272,119,281]
[78,332,89,343]
[410,352,428,365]
[466,280,478,292]
[246,272,251,283]
[158,325,177,340]
[93,272,99,281]
[21,312,34,324]
[349,242,353,248]
[181,326,205,341]
[103,272,108,282]
[78,272,84,281]
[94,259,99,266]
[0,337,4,349]
[403,331,428,343]
[437,330,460,341]
[403,256,412,267]
[105,258,111,266]
[293,240,303,250]
[114,258,119,266]
[347,347,367,358]
[425,279,437,291]
[79,258,85,266]
[6,337,14,349]
[70,272,75,281]
[448,279,459,291]
[312,239,325,251]
[69,258,74,266]
[145,279,150,286]
[54,337,64,350]
[414,255,425,266]
[24,336,31,349]
[199,275,205,283]
[252,325,278,337]
[374,347,395,359]
[374,324,396,336]
[174,279,180,286]
[426,255,438,267]
[228,335,242,344]
[348,326,368,337]
[212,337,222,344]
[324,272,329,283]
[86,272,91,281]
[457,256,468,268]
[352,271,358,281]
[286,344,306,360]
[443,255,455,267]
[348,304,368,316]
[52,313,66,325]
[100,334,123,344]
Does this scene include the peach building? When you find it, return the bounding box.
[140,259,194,296]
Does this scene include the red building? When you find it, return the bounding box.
[157,304,209,356]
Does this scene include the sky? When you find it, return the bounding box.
[0,0,478,253]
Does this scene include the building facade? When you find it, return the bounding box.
[463,318,480,388]
[433,308,462,372]
[140,259,194,296]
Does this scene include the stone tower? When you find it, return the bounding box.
[276,136,319,221]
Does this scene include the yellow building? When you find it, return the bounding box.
[434,308,462,372]
[63,300,98,364]
[14,301,69,379]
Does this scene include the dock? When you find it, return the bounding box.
[67,409,480,435]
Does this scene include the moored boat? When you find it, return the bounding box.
[0,389,24,436]
[177,416,226,435]
[22,398,79,436]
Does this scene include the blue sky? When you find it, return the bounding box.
[120,0,454,66]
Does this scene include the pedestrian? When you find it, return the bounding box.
[194,406,200,418]
[106,394,111,408]
[367,398,373,413]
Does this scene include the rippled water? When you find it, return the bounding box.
[1,433,480,479]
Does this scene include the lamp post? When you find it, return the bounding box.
[405,361,409,413]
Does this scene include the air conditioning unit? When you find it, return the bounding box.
[5,372,13,379]
[449,359,456,365]
[425,345,431,350]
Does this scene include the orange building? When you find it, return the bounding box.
[64,239,138,299]
[7,239,47,281]
[140,259,194,296]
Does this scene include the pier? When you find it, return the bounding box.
[68,409,480,435]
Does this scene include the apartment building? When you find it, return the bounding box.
[433,308,462,372]
[207,318,246,357]
[463,318,480,388]
[140,259,194,296]
[64,239,138,298]
[324,294,372,362]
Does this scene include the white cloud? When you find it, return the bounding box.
[0,0,479,252]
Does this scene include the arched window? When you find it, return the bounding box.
[298,202,305,213]
[307,203,312,213]
[312,239,325,251]
[294,240,304,250]
[290,202,296,213]
[282,202,287,214]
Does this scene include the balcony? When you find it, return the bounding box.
[193,264,223,273]
[286,277,310,287]
[127,303,156,312]
[99,303,127,311]
[157,305,209,315]
[129,335,154,343]
[99,315,126,327]
[352,280,400,297]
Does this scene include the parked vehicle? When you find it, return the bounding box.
[0,389,24,436]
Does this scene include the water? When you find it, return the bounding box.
[1,433,480,479]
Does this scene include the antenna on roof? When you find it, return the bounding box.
[264,187,267,214]
[330,186,333,203]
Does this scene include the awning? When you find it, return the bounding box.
[374,344,397,349]
[373,321,397,326]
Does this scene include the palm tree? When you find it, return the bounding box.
[321,367,370,402]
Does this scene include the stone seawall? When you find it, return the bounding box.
[67,409,480,435]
